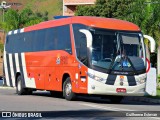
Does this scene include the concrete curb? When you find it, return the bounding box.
[125,96,160,104]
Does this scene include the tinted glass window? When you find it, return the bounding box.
[56,25,72,54]
[33,30,45,51]
[25,32,33,52]
[73,24,88,65]
[5,25,72,54]
[44,28,55,50]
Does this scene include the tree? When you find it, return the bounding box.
[1,7,48,32]
[75,0,160,74]
[3,9,19,32]
[76,0,145,19]
[145,2,160,75]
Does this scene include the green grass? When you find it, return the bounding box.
[0,0,63,20]
[27,0,63,20]
[157,89,160,96]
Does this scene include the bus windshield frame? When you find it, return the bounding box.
[89,28,146,75]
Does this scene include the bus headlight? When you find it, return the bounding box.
[138,79,145,84]
[136,75,146,84]
[87,72,106,82]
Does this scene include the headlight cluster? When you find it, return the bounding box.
[136,75,146,84]
[87,72,106,82]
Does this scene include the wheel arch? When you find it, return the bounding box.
[62,73,70,91]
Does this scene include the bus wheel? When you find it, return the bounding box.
[16,75,26,95]
[109,96,123,104]
[63,77,76,101]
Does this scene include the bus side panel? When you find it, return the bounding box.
[73,64,88,94]
[52,52,77,91]
[25,52,47,89]
[69,24,88,94]
[59,66,78,92]
[3,51,13,87]
[45,67,56,90]
[3,52,22,88]
[59,62,88,94]
[26,66,45,89]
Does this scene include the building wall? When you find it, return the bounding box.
[63,0,96,16]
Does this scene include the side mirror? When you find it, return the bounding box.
[79,29,92,48]
[79,29,93,67]
[143,35,155,53]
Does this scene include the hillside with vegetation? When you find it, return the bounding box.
[0,0,63,76]
[0,0,63,20]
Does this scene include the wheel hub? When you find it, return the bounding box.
[17,80,21,92]
[65,83,71,96]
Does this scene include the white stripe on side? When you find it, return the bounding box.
[3,51,10,86]
[8,28,24,35]
[9,54,15,87]
[8,31,12,35]
[20,28,24,33]
[14,30,18,34]
[21,53,36,88]
[15,53,20,72]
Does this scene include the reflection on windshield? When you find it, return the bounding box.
[91,29,145,73]
[91,31,117,70]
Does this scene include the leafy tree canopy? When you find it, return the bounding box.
[76,0,160,43]
[75,0,160,71]
[1,7,48,32]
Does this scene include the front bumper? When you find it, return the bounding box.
[88,78,145,96]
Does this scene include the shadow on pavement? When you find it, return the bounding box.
[31,91,160,106]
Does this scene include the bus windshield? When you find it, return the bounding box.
[90,28,146,74]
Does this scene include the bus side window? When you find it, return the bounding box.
[79,33,87,65]
[44,28,55,51]
[56,25,72,54]
[33,30,45,52]
[73,24,88,66]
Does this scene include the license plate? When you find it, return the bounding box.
[116,88,126,93]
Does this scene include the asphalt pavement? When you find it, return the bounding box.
[0,77,160,105]
[0,88,159,120]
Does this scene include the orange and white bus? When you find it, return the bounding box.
[3,16,155,103]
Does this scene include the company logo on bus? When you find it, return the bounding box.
[56,57,60,64]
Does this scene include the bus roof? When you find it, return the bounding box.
[71,16,140,31]
[12,16,141,33]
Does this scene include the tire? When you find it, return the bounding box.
[63,77,76,101]
[16,75,27,95]
[109,96,123,104]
